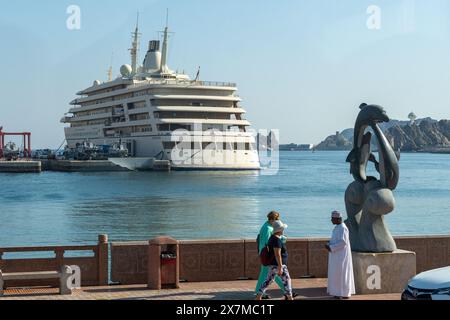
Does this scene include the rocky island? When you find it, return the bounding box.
[315,117,450,153]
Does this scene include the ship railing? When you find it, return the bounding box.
[192,80,237,87]
[130,79,237,88]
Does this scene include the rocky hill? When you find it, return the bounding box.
[315,118,450,152]
[315,132,353,151]
[386,120,450,152]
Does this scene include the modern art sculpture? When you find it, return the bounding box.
[345,103,400,253]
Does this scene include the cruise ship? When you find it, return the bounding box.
[61,19,260,170]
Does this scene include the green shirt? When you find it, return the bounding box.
[258,222,273,254]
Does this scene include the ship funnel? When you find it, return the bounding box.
[149,40,160,52]
[143,40,162,72]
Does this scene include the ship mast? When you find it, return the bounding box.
[160,10,170,74]
[129,12,141,75]
[107,52,114,81]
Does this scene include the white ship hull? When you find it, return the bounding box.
[65,128,260,170]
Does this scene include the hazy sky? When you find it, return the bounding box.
[1,0,450,148]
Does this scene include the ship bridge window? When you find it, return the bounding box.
[192,142,201,150]
[222,142,233,150]
[132,125,152,133]
[202,142,216,150]
[202,124,227,131]
[133,90,150,98]
[129,113,150,121]
[88,119,107,125]
[128,101,146,110]
[228,142,249,150]
[157,124,191,132]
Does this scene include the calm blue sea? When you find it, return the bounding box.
[0,151,449,247]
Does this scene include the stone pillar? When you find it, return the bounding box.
[0,270,4,297]
[352,250,416,294]
[98,234,109,286]
[59,265,73,295]
[148,242,162,290]
[0,252,4,271]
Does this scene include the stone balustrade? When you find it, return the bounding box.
[111,235,450,285]
[1,235,448,287]
[0,235,109,288]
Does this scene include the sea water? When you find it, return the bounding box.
[0,151,449,247]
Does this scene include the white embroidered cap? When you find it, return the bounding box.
[331,211,342,218]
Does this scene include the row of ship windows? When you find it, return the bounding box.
[75,111,237,121]
[154,112,238,120]
[71,120,245,134]
[156,124,246,132]
[104,125,153,137]
[74,103,240,119]
[81,95,234,108]
[84,88,231,100]
[163,141,255,151]
[84,85,128,97]
[102,125,249,139]
[74,101,147,117]
[71,109,242,128]
[85,91,147,105]
[71,114,149,127]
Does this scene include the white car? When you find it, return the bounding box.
[402,266,450,300]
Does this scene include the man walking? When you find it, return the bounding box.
[325,210,355,299]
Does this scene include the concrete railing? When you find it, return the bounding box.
[0,235,108,288]
[111,235,450,285]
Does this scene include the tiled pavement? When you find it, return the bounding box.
[1,279,401,300]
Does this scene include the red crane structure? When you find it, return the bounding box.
[0,127,32,159]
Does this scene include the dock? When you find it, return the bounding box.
[40,159,171,172]
[40,160,130,172]
[0,160,41,173]
[0,159,171,173]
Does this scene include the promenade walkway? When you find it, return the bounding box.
[0,278,400,300]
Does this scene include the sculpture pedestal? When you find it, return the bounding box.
[352,250,416,294]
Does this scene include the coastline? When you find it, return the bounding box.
[283,149,450,154]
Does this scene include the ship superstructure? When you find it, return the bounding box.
[62,17,260,170]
